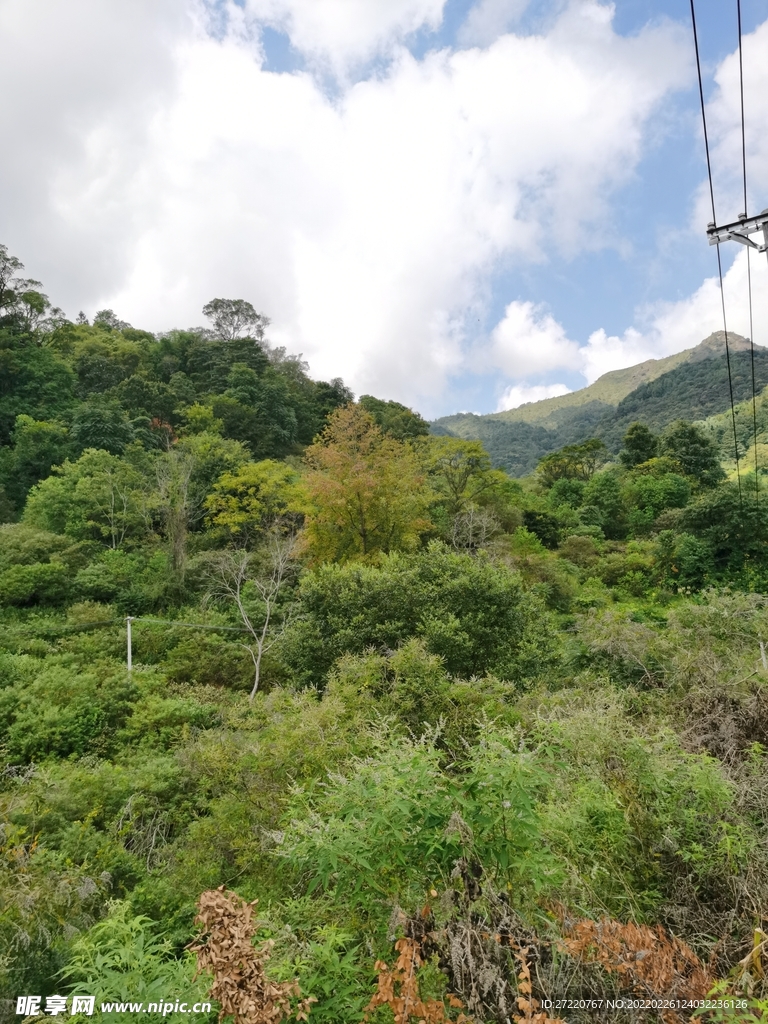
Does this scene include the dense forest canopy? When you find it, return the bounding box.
[2,242,768,1023]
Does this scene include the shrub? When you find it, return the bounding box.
[0,560,70,606]
[282,543,552,686]
[0,663,136,760]
[163,633,253,689]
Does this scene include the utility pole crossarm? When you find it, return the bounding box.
[707,208,768,254]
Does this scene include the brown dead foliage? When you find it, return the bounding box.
[188,886,315,1024]
[560,916,714,1023]
[512,946,565,1024]
[365,935,472,1024]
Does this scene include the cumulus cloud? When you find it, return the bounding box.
[0,0,693,416]
[458,0,530,48]
[481,13,768,402]
[486,247,768,393]
[0,0,187,298]
[496,382,571,412]
[242,0,446,70]
[701,17,768,226]
[488,301,582,377]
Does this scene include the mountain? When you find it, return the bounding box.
[432,333,768,476]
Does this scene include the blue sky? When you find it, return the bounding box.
[1,0,767,417]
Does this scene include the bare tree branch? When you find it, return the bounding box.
[206,526,298,699]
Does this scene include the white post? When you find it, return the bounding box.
[127,616,134,673]
[761,641,767,672]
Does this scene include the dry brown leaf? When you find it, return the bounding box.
[188,887,315,1024]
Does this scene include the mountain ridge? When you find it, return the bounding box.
[432,333,768,476]
[453,332,761,430]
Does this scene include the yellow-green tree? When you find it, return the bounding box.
[416,436,494,515]
[205,459,303,540]
[301,404,430,564]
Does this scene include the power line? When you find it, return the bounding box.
[737,0,760,502]
[689,0,743,507]
[736,0,748,218]
[747,246,759,495]
[131,617,251,633]
[0,618,117,637]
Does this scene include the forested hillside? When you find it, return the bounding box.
[2,243,768,1023]
[434,333,768,475]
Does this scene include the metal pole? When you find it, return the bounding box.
[127,616,133,673]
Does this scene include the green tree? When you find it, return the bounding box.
[0,242,24,314]
[0,244,66,339]
[583,470,627,539]
[358,395,430,440]
[619,423,659,468]
[537,438,607,485]
[202,298,269,341]
[547,477,586,509]
[4,415,70,510]
[417,436,494,516]
[205,459,302,539]
[681,482,768,578]
[302,405,431,563]
[70,402,135,455]
[151,448,197,576]
[213,364,298,459]
[23,449,148,547]
[624,471,690,537]
[92,308,131,331]
[283,542,550,684]
[0,344,75,444]
[660,420,725,487]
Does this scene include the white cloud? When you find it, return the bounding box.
[458,0,530,48]
[496,382,571,412]
[703,18,768,226]
[0,0,187,298]
[0,0,691,416]
[637,246,768,356]
[481,14,768,399]
[242,0,446,70]
[488,301,582,376]
[486,247,768,389]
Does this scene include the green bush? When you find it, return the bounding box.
[116,694,219,750]
[0,663,136,760]
[528,692,756,919]
[0,522,70,569]
[326,639,518,749]
[75,550,170,612]
[59,901,208,1024]
[163,632,253,689]
[280,727,552,925]
[0,560,71,606]
[283,542,552,686]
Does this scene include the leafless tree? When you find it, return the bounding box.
[93,468,135,549]
[153,449,202,577]
[206,527,298,700]
[450,506,500,552]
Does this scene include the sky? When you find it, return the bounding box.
[1,0,767,419]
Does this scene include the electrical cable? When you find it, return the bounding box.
[737,0,760,502]
[689,0,742,506]
[131,617,251,633]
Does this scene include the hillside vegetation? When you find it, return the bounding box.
[434,333,768,476]
[2,243,768,1024]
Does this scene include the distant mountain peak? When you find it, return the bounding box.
[433,330,768,476]
[687,330,759,362]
